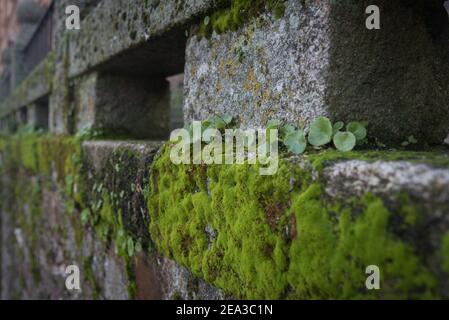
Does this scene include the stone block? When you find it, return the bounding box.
[184,0,449,144]
[68,0,226,78]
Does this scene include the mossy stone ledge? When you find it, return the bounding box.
[148,145,449,299]
[1,134,449,299]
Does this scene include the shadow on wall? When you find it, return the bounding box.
[327,0,449,144]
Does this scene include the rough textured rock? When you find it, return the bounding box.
[324,160,449,203]
[185,0,330,130]
[184,0,449,144]
[68,0,226,78]
[0,53,53,118]
[2,134,449,299]
[0,138,224,299]
[327,0,449,144]
[1,0,449,301]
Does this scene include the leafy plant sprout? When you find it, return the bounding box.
[182,114,370,155]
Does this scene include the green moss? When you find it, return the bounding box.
[288,190,435,299]
[198,0,286,37]
[442,232,449,275]
[83,256,101,299]
[171,291,183,300]
[2,133,449,299]
[0,133,141,298]
[147,145,446,299]
[396,193,420,226]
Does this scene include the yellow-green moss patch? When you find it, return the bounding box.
[147,145,448,299]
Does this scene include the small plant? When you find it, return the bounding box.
[401,135,418,147]
[308,117,333,147]
[278,117,368,154]
[180,115,368,155]
[283,129,307,154]
[333,131,356,152]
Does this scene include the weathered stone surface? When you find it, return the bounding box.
[323,160,449,204]
[327,0,449,144]
[185,0,449,144]
[80,140,224,299]
[48,0,79,134]
[68,0,226,78]
[134,253,225,300]
[1,0,449,301]
[185,0,330,130]
[0,138,224,299]
[167,74,185,130]
[0,52,53,118]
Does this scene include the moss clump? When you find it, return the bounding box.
[83,256,101,299]
[442,232,449,275]
[147,145,447,299]
[0,133,143,298]
[198,0,286,37]
[2,132,449,299]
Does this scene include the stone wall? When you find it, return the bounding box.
[0,0,52,104]
[0,0,449,300]
[2,135,449,299]
[185,0,449,144]
[0,0,20,70]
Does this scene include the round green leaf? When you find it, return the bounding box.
[308,117,333,146]
[347,122,367,141]
[280,124,296,139]
[284,130,307,155]
[408,135,418,144]
[221,114,233,125]
[210,116,226,129]
[202,119,212,130]
[333,131,356,152]
[333,121,344,134]
[204,16,210,26]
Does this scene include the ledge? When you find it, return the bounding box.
[2,134,449,299]
[0,52,54,118]
[149,146,449,299]
[68,0,227,78]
